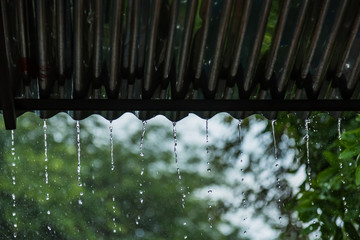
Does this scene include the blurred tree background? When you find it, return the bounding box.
[0,112,360,239]
[212,112,360,239]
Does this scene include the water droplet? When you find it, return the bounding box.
[271,120,278,160]
[184,236,188,239]
[109,121,115,171]
[207,168,211,172]
[12,212,16,216]
[140,198,143,204]
[47,210,51,215]
[47,226,51,231]
[139,121,147,157]
[14,224,17,228]
[238,119,243,142]
[76,121,83,205]
[338,118,342,140]
[305,119,312,188]
[208,190,212,193]
[183,222,187,226]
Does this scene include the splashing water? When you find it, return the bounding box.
[172,122,186,209]
[11,130,17,238]
[76,121,83,205]
[139,121,147,157]
[305,119,312,190]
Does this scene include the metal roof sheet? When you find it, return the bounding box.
[1,0,360,129]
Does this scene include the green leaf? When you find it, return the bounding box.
[324,151,338,167]
[355,166,360,186]
[317,168,337,184]
[344,222,360,240]
[339,146,360,159]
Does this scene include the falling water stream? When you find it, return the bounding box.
[238,119,249,235]
[305,119,312,190]
[109,121,118,233]
[305,118,320,238]
[43,120,52,232]
[11,130,17,238]
[76,121,83,205]
[338,118,348,214]
[205,120,213,229]
[172,122,187,237]
[139,121,147,157]
[137,121,147,226]
[271,120,282,223]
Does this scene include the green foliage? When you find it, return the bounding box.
[212,112,360,239]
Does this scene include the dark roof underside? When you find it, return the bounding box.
[1,0,360,129]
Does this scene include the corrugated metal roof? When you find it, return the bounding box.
[1,0,360,129]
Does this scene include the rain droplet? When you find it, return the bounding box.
[207,168,211,172]
[208,190,212,193]
[109,121,115,171]
[47,210,51,215]
[76,121,83,203]
[139,121,147,157]
[305,119,312,189]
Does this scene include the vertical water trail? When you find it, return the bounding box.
[271,120,282,223]
[137,121,147,225]
[11,130,17,238]
[305,119,311,190]
[43,120,50,204]
[338,118,348,214]
[76,121,83,205]
[305,118,319,238]
[139,121,147,157]
[238,119,248,231]
[109,121,118,233]
[173,122,186,211]
[206,120,213,229]
[238,119,243,143]
[43,119,52,233]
